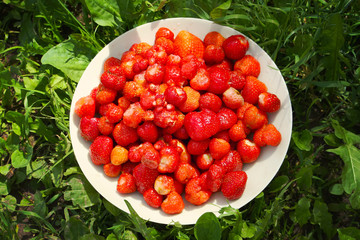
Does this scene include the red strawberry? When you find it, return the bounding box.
[98,116,114,136]
[144,45,168,65]
[213,130,231,142]
[143,188,163,208]
[164,65,183,86]
[222,87,244,109]
[222,34,249,60]
[217,108,238,131]
[153,107,178,129]
[100,67,126,91]
[99,102,116,117]
[204,164,225,192]
[103,163,122,177]
[173,30,204,58]
[123,102,145,128]
[241,76,267,105]
[199,92,222,113]
[133,163,159,194]
[75,96,96,118]
[185,174,212,205]
[141,142,160,169]
[184,109,220,141]
[164,86,187,107]
[203,44,225,65]
[155,27,174,41]
[132,55,149,73]
[237,139,261,163]
[195,152,214,170]
[117,172,137,194]
[253,124,282,147]
[123,80,145,102]
[155,37,174,55]
[96,84,117,105]
[161,191,185,214]
[234,55,261,77]
[236,102,253,120]
[229,120,251,142]
[187,139,210,156]
[166,54,182,66]
[209,138,231,160]
[121,161,138,174]
[181,55,202,80]
[103,57,121,72]
[229,70,246,90]
[190,68,210,91]
[112,121,139,147]
[137,121,159,143]
[177,86,200,113]
[207,66,230,94]
[242,105,268,130]
[216,150,243,173]
[258,92,281,113]
[132,42,152,56]
[221,171,247,200]
[154,175,175,195]
[145,63,165,85]
[158,146,180,173]
[203,31,225,47]
[174,163,199,184]
[89,136,113,165]
[79,116,100,141]
[105,105,124,124]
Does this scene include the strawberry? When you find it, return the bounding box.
[229,120,251,142]
[103,163,122,177]
[117,172,137,194]
[99,102,116,117]
[133,163,159,194]
[190,68,210,91]
[123,102,145,128]
[98,116,114,136]
[229,70,246,90]
[241,76,267,105]
[253,124,282,147]
[216,150,243,173]
[195,152,214,170]
[221,171,247,200]
[132,55,149,73]
[203,31,225,47]
[209,138,231,160]
[120,58,136,80]
[237,139,261,163]
[207,66,230,94]
[144,45,168,65]
[89,136,113,165]
[204,164,225,192]
[184,109,220,141]
[258,92,281,113]
[166,54,182,66]
[173,30,204,58]
[242,105,268,130]
[145,63,165,85]
[222,34,249,60]
[164,86,187,107]
[155,27,174,41]
[103,57,122,72]
[105,105,124,124]
[234,55,261,77]
[213,130,231,142]
[96,84,117,105]
[154,175,175,195]
[123,80,145,102]
[187,139,210,156]
[143,188,163,208]
[181,55,202,80]
[113,121,139,146]
[173,126,189,140]
[155,37,174,55]
[199,92,222,113]
[158,146,180,173]
[121,161,138,174]
[217,108,238,131]
[164,65,183,86]
[137,121,159,143]
[128,143,147,163]
[141,142,160,169]
[161,191,185,214]
[100,67,126,91]
[177,86,200,113]
[111,145,129,165]
[153,107,178,129]
[75,96,96,118]
[172,139,191,164]
[79,116,100,141]
[163,111,185,135]
[203,44,225,65]
[222,87,244,109]
[185,174,212,205]
[174,163,199,184]
[132,42,152,56]
[173,180,184,195]
[236,102,253,120]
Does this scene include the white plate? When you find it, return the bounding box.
[69,17,293,225]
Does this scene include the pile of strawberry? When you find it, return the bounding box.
[74,27,282,215]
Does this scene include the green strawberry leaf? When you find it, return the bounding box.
[194,212,222,240]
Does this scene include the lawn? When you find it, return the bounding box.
[1,0,360,239]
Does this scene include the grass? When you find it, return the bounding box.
[1,0,360,239]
